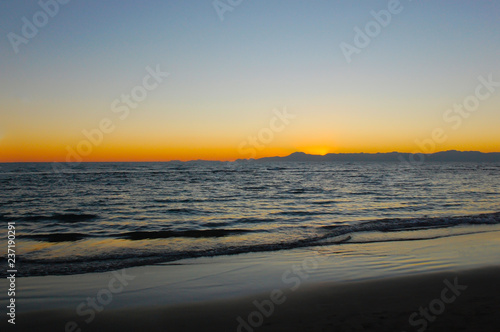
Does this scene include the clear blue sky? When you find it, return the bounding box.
[1,0,499,161]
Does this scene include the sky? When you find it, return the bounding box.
[0,0,499,162]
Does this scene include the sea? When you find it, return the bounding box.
[1,161,499,277]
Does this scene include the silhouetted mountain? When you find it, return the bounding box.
[251,151,500,163]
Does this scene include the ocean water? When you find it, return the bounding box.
[0,161,499,277]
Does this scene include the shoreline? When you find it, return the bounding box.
[2,228,499,331]
[2,227,499,308]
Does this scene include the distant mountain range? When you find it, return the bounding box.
[238,151,500,163]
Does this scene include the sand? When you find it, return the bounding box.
[4,265,500,332]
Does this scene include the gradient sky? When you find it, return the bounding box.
[1,0,499,162]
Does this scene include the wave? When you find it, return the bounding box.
[211,169,238,173]
[164,208,209,215]
[22,228,256,243]
[1,213,98,223]
[116,228,253,240]
[311,200,338,205]
[9,212,500,276]
[233,217,276,224]
[319,212,500,238]
[342,230,497,245]
[24,233,88,242]
[242,186,270,191]
[153,198,207,204]
[274,210,337,216]
[200,217,275,228]
[13,234,355,277]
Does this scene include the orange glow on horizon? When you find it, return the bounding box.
[1,141,499,163]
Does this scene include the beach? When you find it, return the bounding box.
[5,266,500,331]
[2,229,499,331]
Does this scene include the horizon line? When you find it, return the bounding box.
[1,150,500,164]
